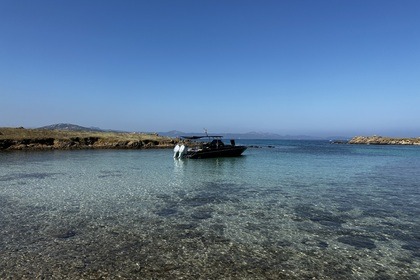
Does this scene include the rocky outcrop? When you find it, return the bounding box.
[0,127,177,151]
[0,137,175,151]
[348,136,420,145]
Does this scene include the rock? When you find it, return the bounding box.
[83,137,99,145]
[330,140,348,144]
[0,140,14,149]
[54,229,77,239]
[127,141,144,148]
[337,235,376,249]
[348,136,420,145]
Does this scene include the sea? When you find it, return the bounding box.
[1,140,420,279]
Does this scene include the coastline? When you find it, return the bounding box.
[348,136,420,145]
[2,128,420,151]
[0,127,176,151]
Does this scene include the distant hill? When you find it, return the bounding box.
[160,130,188,138]
[38,123,104,132]
[38,123,129,133]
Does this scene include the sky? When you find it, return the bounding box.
[1,0,419,137]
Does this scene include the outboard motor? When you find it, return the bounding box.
[178,144,188,158]
[173,144,180,158]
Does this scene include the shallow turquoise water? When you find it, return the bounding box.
[1,141,420,279]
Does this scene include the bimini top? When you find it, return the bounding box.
[181,135,223,140]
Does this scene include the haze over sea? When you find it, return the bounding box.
[1,140,419,279]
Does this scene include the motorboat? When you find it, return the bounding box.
[173,135,247,159]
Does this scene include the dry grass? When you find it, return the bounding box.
[0,127,171,142]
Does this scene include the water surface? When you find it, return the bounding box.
[1,141,420,279]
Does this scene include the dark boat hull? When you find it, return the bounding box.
[186,146,247,159]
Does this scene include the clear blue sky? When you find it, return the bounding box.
[1,0,419,137]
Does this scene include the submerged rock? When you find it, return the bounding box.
[55,229,77,239]
[337,235,376,249]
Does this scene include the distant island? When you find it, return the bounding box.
[0,124,175,151]
[348,136,420,145]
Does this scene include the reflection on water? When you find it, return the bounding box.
[1,144,420,279]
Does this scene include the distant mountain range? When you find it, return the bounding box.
[158,130,322,140]
[156,130,349,140]
[38,124,349,140]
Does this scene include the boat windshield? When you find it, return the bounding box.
[209,139,224,147]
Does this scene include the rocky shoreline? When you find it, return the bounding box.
[348,136,420,145]
[0,128,176,151]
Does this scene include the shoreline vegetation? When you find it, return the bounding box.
[0,127,176,151]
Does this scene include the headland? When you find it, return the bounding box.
[348,136,420,145]
[0,127,176,151]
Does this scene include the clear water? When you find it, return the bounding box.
[1,140,420,279]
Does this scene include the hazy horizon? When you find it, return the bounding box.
[3,122,418,139]
[1,1,419,137]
